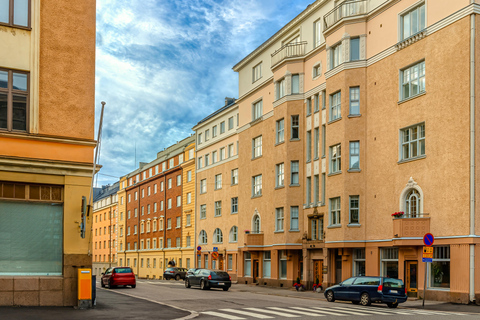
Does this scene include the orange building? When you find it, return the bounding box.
[0,0,96,306]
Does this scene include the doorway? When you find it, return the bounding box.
[406,261,418,297]
[253,260,259,283]
[335,250,342,284]
[313,260,323,285]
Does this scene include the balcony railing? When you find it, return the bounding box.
[245,232,264,246]
[393,213,430,238]
[324,0,367,30]
[271,41,307,68]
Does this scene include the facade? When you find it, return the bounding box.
[231,0,480,304]
[123,136,195,279]
[117,176,128,268]
[92,183,119,276]
[193,98,240,280]
[0,0,96,306]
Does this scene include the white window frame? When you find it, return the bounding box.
[400,123,425,161]
[231,168,238,185]
[275,207,284,232]
[400,60,425,100]
[349,195,360,224]
[252,100,263,121]
[329,197,341,226]
[349,141,360,170]
[215,200,222,217]
[276,163,284,188]
[276,118,284,144]
[330,91,341,121]
[400,3,426,41]
[330,144,341,173]
[200,204,206,219]
[215,174,222,190]
[252,175,262,197]
[252,136,262,158]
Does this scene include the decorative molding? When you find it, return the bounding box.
[272,94,304,108]
[0,156,95,177]
[305,82,326,99]
[395,30,427,51]
[325,60,367,79]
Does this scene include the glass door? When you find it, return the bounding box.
[406,261,418,297]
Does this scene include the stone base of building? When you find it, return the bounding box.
[237,276,293,288]
[0,254,91,307]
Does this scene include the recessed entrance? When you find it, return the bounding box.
[406,261,418,297]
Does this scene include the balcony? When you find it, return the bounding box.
[393,213,430,238]
[324,0,367,30]
[245,231,264,246]
[271,41,307,68]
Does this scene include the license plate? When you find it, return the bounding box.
[218,283,224,285]
[390,290,398,293]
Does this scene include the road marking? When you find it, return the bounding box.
[291,307,349,316]
[201,311,245,319]
[267,307,325,317]
[220,308,274,319]
[244,307,300,317]
[345,305,413,315]
[315,306,375,316]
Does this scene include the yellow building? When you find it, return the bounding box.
[117,177,128,267]
[0,0,96,306]
[231,0,480,303]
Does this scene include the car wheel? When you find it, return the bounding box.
[387,302,398,308]
[326,290,335,302]
[185,279,191,288]
[223,287,229,291]
[352,301,360,305]
[131,284,136,288]
[101,280,105,288]
[360,293,371,306]
[175,274,181,281]
[200,280,208,290]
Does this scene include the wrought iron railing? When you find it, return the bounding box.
[324,0,367,30]
[395,212,430,219]
[271,41,307,67]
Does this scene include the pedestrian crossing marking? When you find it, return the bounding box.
[202,311,245,319]
[267,307,325,317]
[243,308,300,318]
[318,306,375,316]
[220,308,274,319]
[291,307,348,316]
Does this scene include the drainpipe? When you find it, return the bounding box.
[469,2,476,304]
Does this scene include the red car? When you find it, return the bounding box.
[101,267,136,288]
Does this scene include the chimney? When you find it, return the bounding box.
[225,97,236,106]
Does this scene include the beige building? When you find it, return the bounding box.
[231,0,480,303]
[193,98,240,280]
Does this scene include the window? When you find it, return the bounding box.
[275,207,284,232]
[205,129,210,141]
[200,204,206,219]
[330,91,341,121]
[252,136,262,158]
[329,197,341,226]
[314,94,320,112]
[179,154,183,164]
[350,37,360,61]
[176,216,181,228]
[187,192,191,204]
[167,198,172,209]
[168,179,172,189]
[330,42,343,69]
[169,158,174,168]
[311,217,323,240]
[198,133,203,144]
[200,179,206,194]
[430,246,450,288]
[154,184,157,194]
[349,195,359,224]
[401,61,425,100]
[252,62,262,82]
[162,162,166,172]
[220,121,225,134]
[189,149,194,160]
[314,19,322,47]
[186,214,191,226]
[252,100,263,121]
[314,175,319,204]
[306,98,312,116]
[167,218,172,229]
[276,163,284,187]
[213,228,223,243]
[212,150,217,163]
[228,116,234,130]
[405,189,421,218]
[313,63,321,78]
[353,248,366,276]
[401,123,425,160]
[330,144,341,173]
[187,170,192,182]
[291,115,299,139]
[291,207,299,231]
[380,248,399,279]
[205,154,209,166]
[228,144,234,157]
[252,175,262,197]
[0,69,29,132]
[214,174,222,190]
[231,197,238,214]
[349,87,360,115]
[253,214,261,233]
[349,141,360,170]
[176,195,181,207]
[0,0,30,28]
[167,238,171,248]
[160,181,164,191]
[147,204,151,214]
[291,74,299,94]
[177,175,181,186]
[279,250,287,279]
[275,79,285,100]
[153,220,157,231]
[215,201,222,217]
[290,161,299,185]
[306,177,311,205]
[205,255,209,269]
[227,254,233,271]
[306,131,311,162]
[276,119,284,144]
[220,147,225,160]
[401,3,425,40]
[231,168,238,185]
[186,236,191,247]
[160,201,164,211]
[314,128,319,159]
[212,125,217,137]
[244,252,251,277]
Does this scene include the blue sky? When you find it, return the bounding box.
[95,0,313,186]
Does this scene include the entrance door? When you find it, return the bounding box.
[335,250,342,284]
[406,261,418,297]
[253,260,259,282]
[313,260,323,285]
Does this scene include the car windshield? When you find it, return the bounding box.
[212,271,229,277]
[115,268,132,273]
[383,278,404,288]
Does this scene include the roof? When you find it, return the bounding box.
[93,181,120,202]
[194,99,237,128]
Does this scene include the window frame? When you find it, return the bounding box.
[252,100,263,121]
[276,118,285,144]
[252,62,262,83]
[400,123,425,161]
[349,87,360,115]
[275,163,284,188]
[329,197,341,226]
[329,144,341,173]
[349,141,360,170]
[0,0,31,29]
[329,91,341,121]
[400,3,426,41]
[0,68,30,132]
[291,115,300,140]
[252,174,262,197]
[275,207,284,232]
[231,197,238,214]
[252,135,262,158]
[349,195,360,224]
[400,60,426,100]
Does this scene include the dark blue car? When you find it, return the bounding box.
[324,276,407,308]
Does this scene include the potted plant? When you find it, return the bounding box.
[244,230,250,234]
[391,211,404,218]
[313,278,322,292]
[293,277,304,291]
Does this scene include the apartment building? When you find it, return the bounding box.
[193,98,240,280]
[231,0,480,303]
[92,183,119,276]
[123,136,195,279]
[0,0,96,306]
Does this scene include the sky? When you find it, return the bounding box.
[94,0,313,187]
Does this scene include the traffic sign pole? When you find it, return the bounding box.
[422,234,434,308]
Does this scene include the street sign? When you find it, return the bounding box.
[423,233,434,246]
[422,258,433,263]
[211,252,218,260]
[197,246,202,251]
[197,250,201,256]
[423,246,433,258]
[213,247,218,252]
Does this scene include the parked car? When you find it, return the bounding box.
[163,267,188,280]
[324,276,407,308]
[101,267,136,289]
[186,268,199,276]
[185,269,231,291]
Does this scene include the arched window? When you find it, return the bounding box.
[146,220,151,233]
[252,214,261,233]
[229,226,238,242]
[405,189,420,218]
[140,221,145,233]
[213,228,223,243]
[199,230,207,244]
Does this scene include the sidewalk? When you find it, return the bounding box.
[233,283,480,314]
